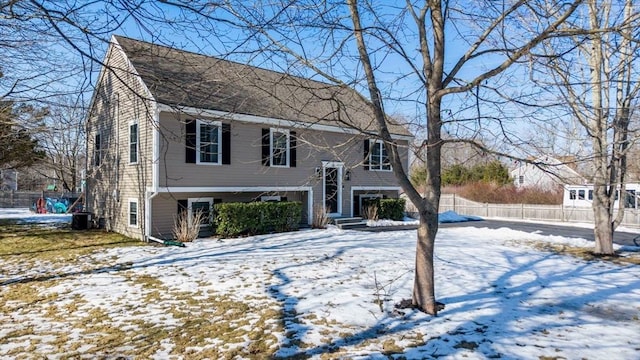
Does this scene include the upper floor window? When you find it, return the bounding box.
[186,120,230,165]
[366,139,391,171]
[262,128,297,168]
[93,133,102,166]
[129,122,138,164]
[271,128,289,167]
[197,119,222,165]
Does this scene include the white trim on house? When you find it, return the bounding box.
[154,186,312,193]
[349,186,402,217]
[195,119,222,165]
[156,103,414,141]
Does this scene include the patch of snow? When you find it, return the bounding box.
[367,211,483,227]
[0,207,71,224]
[366,218,418,227]
[1,208,639,359]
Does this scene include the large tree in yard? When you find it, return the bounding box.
[534,0,640,254]
[197,0,583,314]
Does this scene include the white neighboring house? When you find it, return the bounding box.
[563,183,640,209]
[511,156,586,190]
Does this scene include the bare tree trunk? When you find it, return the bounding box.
[587,0,616,255]
[348,0,443,315]
[593,201,615,254]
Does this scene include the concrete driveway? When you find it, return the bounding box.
[438,219,640,247]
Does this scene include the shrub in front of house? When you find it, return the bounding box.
[214,201,302,237]
[378,198,406,221]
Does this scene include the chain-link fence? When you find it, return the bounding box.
[0,191,83,211]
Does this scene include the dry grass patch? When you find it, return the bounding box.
[2,272,285,358]
[531,242,640,265]
[0,225,140,262]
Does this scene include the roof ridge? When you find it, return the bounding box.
[112,35,342,90]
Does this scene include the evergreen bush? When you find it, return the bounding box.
[377,198,406,221]
[214,201,302,237]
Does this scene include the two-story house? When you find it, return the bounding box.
[85,36,412,241]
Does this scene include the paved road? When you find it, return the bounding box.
[438,219,640,247]
[361,219,640,247]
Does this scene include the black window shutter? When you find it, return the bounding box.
[363,139,370,171]
[290,131,296,168]
[222,123,231,165]
[177,200,188,215]
[185,120,196,163]
[354,195,360,216]
[262,128,270,166]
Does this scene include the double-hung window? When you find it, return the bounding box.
[128,199,138,227]
[129,122,138,164]
[369,140,391,171]
[271,128,290,167]
[94,133,102,166]
[197,119,222,165]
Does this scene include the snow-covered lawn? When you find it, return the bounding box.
[1,208,639,359]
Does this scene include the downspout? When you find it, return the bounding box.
[114,93,120,201]
[84,112,90,213]
[145,102,160,242]
[308,188,313,225]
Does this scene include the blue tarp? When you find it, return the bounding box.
[438,210,483,223]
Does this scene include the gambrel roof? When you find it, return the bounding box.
[113,36,411,137]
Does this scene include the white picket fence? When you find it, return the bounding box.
[405,193,640,228]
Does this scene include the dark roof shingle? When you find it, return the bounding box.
[113,36,411,136]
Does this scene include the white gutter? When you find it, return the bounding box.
[156,103,414,141]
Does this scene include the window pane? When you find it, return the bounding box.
[626,190,636,208]
[130,124,138,143]
[578,190,585,200]
[199,123,219,163]
[94,134,101,166]
[381,142,390,169]
[200,143,218,163]
[569,190,576,200]
[192,201,210,221]
[272,131,288,166]
[129,201,137,226]
[129,124,138,163]
[371,141,381,167]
